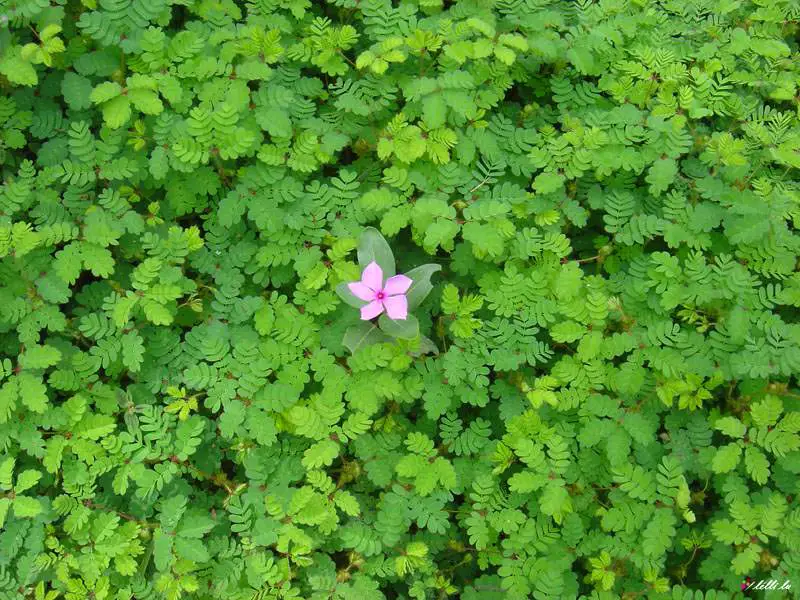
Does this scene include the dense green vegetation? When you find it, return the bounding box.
[1,0,799,598]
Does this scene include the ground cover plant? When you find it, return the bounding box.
[1,0,800,598]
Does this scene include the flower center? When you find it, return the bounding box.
[376,291,385,300]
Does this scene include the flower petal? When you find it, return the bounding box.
[360,300,384,321]
[361,261,383,292]
[347,282,375,302]
[382,295,408,320]
[383,274,412,296]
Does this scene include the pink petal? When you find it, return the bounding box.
[360,300,384,321]
[361,261,383,292]
[383,274,412,296]
[348,282,375,302]
[383,295,408,320]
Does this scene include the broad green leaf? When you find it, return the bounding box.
[378,313,419,340]
[357,227,395,277]
[342,322,390,353]
[404,264,442,310]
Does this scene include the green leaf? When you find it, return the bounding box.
[415,335,440,356]
[74,414,116,440]
[54,243,83,284]
[0,458,15,490]
[43,436,68,474]
[177,514,215,538]
[90,82,123,104]
[14,470,41,494]
[121,331,146,372]
[404,264,442,310]
[0,498,10,528]
[566,46,595,74]
[302,439,339,469]
[62,73,93,110]
[711,443,742,474]
[18,373,48,413]
[128,88,164,115]
[494,46,516,65]
[175,536,210,563]
[750,395,783,427]
[81,244,115,277]
[334,491,360,516]
[253,304,274,335]
[550,320,585,343]
[19,345,62,370]
[642,509,676,558]
[142,299,173,325]
[100,95,132,129]
[394,126,426,163]
[0,48,38,86]
[539,482,572,524]
[260,107,292,137]
[423,219,460,253]
[13,495,42,518]
[731,545,759,575]
[422,95,447,129]
[508,470,546,493]
[342,322,390,353]
[357,227,395,277]
[744,446,770,485]
[714,416,746,438]
[153,528,174,571]
[646,158,678,196]
[378,312,419,340]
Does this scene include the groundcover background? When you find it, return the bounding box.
[1,0,800,598]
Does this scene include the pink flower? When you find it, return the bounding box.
[348,261,412,321]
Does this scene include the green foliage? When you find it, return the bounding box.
[1,0,799,598]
